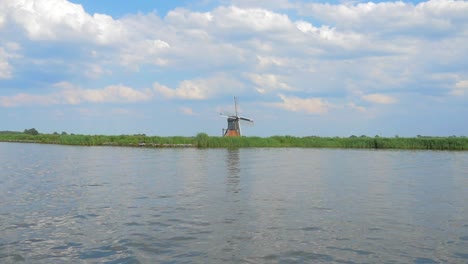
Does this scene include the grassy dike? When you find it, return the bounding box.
[1,132,468,150]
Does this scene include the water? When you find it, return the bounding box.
[1,142,467,263]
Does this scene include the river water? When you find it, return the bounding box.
[1,142,467,263]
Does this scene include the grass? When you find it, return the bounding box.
[1,132,467,150]
[194,134,468,150]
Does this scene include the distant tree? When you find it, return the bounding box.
[61,131,67,135]
[53,132,58,135]
[349,135,357,138]
[24,128,39,135]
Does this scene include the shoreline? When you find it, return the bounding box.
[1,133,468,150]
[0,139,195,148]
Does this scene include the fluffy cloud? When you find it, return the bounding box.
[0,43,22,79]
[246,73,296,94]
[299,0,468,35]
[0,48,13,79]
[452,80,468,96]
[84,64,110,79]
[118,39,170,67]
[348,102,367,113]
[0,12,5,28]
[59,83,151,104]
[230,0,295,10]
[272,94,330,114]
[455,80,468,89]
[0,93,54,107]
[362,94,398,105]
[0,82,152,107]
[165,8,213,27]
[154,82,208,100]
[2,0,126,44]
[295,20,364,49]
[153,74,244,100]
[213,6,293,32]
[256,55,286,68]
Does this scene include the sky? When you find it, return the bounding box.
[0,0,467,137]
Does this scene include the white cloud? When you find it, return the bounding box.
[119,39,170,67]
[455,80,468,89]
[153,40,170,49]
[451,80,468,96]
[256,55,285,68]
[272,94,330,114]
[57,83,152,104]
[165,8,213,27]
[0,12,5,28]
[362,94,398,104]
[0,0,429,78]
[2,0,126,44]
[154,82,207,100]
[348,102,366,112]
[153,74,244,100]
[0,43,22,79]
[230,0,295,10]
[295,20,318,34]
[294,20,364,49]
[0,82,152,107]
[0,93,56,107]
[0,48,13,79]
[299,0,468,35]
[246,73,296,94]
[84,64,110,79]
[213,6,293,32]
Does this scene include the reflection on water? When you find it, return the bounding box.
[1,143,468,263]
[225,149,241,193]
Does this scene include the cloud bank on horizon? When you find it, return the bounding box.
[0,0,467,136]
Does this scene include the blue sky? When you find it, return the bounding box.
[1,0,467,137]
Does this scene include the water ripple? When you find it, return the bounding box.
[1,144,467,263]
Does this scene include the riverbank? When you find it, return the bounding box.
[1,132,467,150]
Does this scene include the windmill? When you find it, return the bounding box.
[220,97,254,137]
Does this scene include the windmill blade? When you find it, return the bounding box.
[220,113,236,119]
[234,96,238,117]
[240,119,254,127]
[220,110,238,116]
[239,116,253,122]
[238,118,242,136]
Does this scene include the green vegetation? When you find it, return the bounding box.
[0,130,467,150]
[23,128,39,135]
[194,135,468,150]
